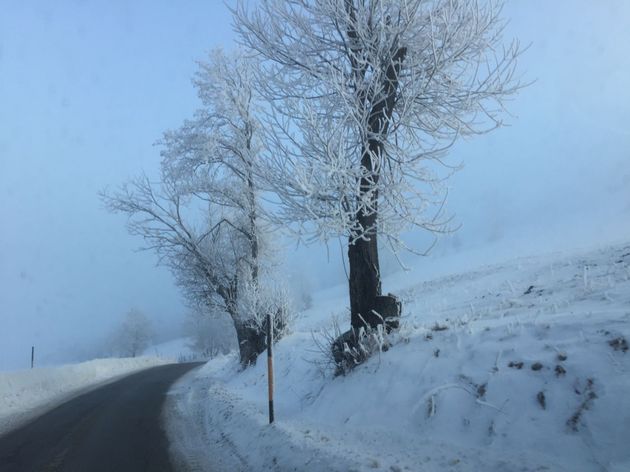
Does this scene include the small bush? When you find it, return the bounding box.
[331,324,390,376]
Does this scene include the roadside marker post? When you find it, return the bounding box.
[31,345,35,369]
[267,313,274,424]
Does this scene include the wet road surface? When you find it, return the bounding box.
[0,362,201,472]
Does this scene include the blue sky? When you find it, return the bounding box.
[1,1,629,370]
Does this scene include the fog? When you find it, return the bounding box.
[1,1,629,371]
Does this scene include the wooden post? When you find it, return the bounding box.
[31,345,35,369]
[266,313,274,424]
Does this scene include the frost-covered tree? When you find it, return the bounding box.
[235,0,522,331]
[102,50,288,367]
[113,308,153,358]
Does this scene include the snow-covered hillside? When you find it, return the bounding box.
[166,242,630,472]
[0,356,168,436]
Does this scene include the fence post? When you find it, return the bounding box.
[31,345,35,369]
[266,313,274,424]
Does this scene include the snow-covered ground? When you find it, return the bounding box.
[166,241,630,472]
[0,356,168,436]
[143,337,199,362]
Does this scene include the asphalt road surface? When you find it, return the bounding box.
[0,362,201,472]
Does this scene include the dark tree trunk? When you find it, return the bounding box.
[233,319,267,368]
[348,211,382,329]
[220,275,286,368]
[347,43,407,331]
[232,309,286,369]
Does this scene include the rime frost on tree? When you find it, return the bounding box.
[113,308,153,358]
[103,50,288,367]
[235,0,522,332]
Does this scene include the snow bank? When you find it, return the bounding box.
[166,242,630,471]
[0,356,168,435]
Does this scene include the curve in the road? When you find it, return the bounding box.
[0,362,201,472]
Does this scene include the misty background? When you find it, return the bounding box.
[1,0,629,370]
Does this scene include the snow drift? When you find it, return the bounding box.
[166,242,630,471]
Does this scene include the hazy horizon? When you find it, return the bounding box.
[1,0,629,370]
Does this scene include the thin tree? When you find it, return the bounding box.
[114,308,152,358]
[102,50,287,367]
[235,0,523,332]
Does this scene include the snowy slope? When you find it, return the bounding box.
[166,242,630,472]
[0,356,168,436]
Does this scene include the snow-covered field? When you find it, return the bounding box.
[0,356,168,436]
[166,241,630,472]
